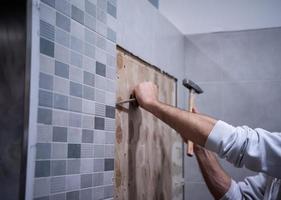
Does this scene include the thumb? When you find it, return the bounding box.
[192,107,198,113]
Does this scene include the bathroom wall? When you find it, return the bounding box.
[28,0,118,199]
[185,27,281,199]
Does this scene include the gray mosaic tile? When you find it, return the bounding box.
[36,143,51,159]
[52,110,68,126]
[80,188,92,200]
[105,118,115,131]
[104,159,114,171]
[95,103,105,116]
[51,176,65,193]
[85,0,96,17]
[54,93,68,110]
[71,36,83,54]
[105,105,115,118]
[82,99,95,115]
[106,41,116,56]
[83,85,95,100]
[69,66,83,83]
[104,185,114,198]
[106,54,116,68]
[105,91,115,106]
[103,171,113,185]
[83,71,95,87]
[93,145,104,158]
[52,143,67,159]
[55,28,70,47]
[108,0,117,7]
[40,2,56,25]
[55,0,71,16]
[67,159,80,174]
[54,76,69,95]
[93,158,104,172]
[106,66,116,80]
[97,8,107,24]
[37,124,52,143]
[85,29,96,45]
[34,178,50,198]
[107,27,116,42]
[82,129,94,143]
[96,19,107,37]
[55,44,70,64]
[83,56,95,73]
[50,193,66,200]
[94,117,104,130]
[84,43,95,58]
[40,54,55,74]
[96,35,106,50]
[71,0,85,10]
[70,51,83,68]
[81,144,94,158]
[80,159,93,173]
[68,127,82,143]
[68,144,81,158]
[81,174,93,188]
[39,90,53,107]
[82,115,94,129]
[92,186,104,200]
[97,0,106,10]
[35,160,50,177]
[106,79,116,93]
[96,62,106,77]
[56,12,71,32]
[104,145,114,158]
[69,96,82,112]
[95,89,105,103]
[42,0,55,7]
[40,38,54,57]
[95,47,107,64]
[69,113,82,127]
[53,126,67,142]
[51,160,66,176]
[107,2,116,18]
[71,20,85,39]
[92,173,103,186]
[105,132,115,144]
[70,81,83,97]
[66,175,81,190]
[38,108,52,124]
[40,20,55,41]
[71,5,84,24]
[94,130,105,144]
[66,191,79,200]
[55,61,69,79]
[84,13,96,31]
[40,72,53,90]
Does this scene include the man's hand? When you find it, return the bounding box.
[133,82,159,111]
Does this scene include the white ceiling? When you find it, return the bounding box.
[159,0,281,35]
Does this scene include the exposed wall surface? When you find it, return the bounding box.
[28,0,118,199]
[117,0,186,109]
[185,27,281,199]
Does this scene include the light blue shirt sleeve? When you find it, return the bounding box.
[220,174,267,200]
[205,120,281,179]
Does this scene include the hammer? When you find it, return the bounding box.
[182,79,203,157]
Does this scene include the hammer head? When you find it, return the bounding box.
[182,79,203,94]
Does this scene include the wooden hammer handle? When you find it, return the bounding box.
[187,90,195,156]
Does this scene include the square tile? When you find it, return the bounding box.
[54,93,68,110]
[52,143,67,159]
[55,61,69,79]
[81,144,94,158]
[94,130,105,144]
[83,85,95,100]
[84,13,96,31]
[83,71,95,87]
[40,20,55,41]
[35,160,50,177]
[40,54,55,74]
[70,81,83,98]
[82,99,95,114]
[93,145,104,158]
[96,20,107,37]
[85,29,96,45]
[95,75,106,90]
[71,20,85,39]
[93,159,104,172]
[94,117,104,130]
[55,0,71,16]
[96,35,106,50]
[69,66,83,83]
[97,0,106,10]
[92,173,103,186]
[82,129,94,143]
[105,92,115,106]
[107,27,116,42]
[69,113,82,127]
[80,188,92,200]
[56,12,70,32]
[106,79,115,92]
[107,2,116,18]
[37,124,52,143]
[97,8,107,24]
[95,89,105,103]
[51,160,66,176]
[92,186,104,199]
[96,62,106,77]
[39,90,53,107]
[52,110,68,126]
[105,105,115,118]
[81,174,93,188]
[71,36,83,54]
[104,159,114,171]
[40,2,56,25]
[36,143,51,159]
[55,44,70,64]
[82,115,94,129]
[67,159,80,174]
[68,144,81,158]
[33,178,50,198]
[69,96,82,112]
[53,126,67,142]
[85,0,96,17]
[105,118,115,131]
[39,72,53,90]
[103,171,113,185]
[104,145,114,158]
[40,37,55,57]
[55,28,70,47]
[66,175,81,190]
[84,43,95,58]
[66,191,79,200]
[83,56,95,73]
[95,103,105,116]
[71,5,84,24]
[80,159,94,173]
[38,108,52,124]
[68,127,82,143]
[54,76,69,94]
[104,185,114,198]
[71,51,83,67]
[105,132,115,144]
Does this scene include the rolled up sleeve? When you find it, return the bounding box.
[205,120,281,178]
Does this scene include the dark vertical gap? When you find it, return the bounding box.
[0,1,27,200]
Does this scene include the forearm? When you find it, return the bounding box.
[195,147,231,200]
[147,101,217,146]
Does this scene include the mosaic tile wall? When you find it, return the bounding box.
[33,0,117,199]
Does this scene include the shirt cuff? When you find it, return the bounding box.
[204,120,235,153]
[220,180,240,200]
